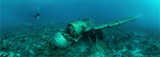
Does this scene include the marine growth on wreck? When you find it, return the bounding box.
[0,0,160,57]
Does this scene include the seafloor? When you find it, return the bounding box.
[0,23,160,57]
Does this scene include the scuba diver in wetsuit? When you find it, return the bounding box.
[32,12,40,19]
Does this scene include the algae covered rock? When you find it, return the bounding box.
[0,52,21,57]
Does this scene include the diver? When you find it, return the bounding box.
[50,16,140,48]
[33,12,40,19]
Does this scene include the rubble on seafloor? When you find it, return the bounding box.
[0,23,160,57]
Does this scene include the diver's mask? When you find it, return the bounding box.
[52,32,71,48]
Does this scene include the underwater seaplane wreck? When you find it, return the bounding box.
[50,16,140,48]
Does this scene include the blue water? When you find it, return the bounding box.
[0,0,160,57]
[1,0,160,30]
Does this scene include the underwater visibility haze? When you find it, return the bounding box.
[0,0,160,57]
